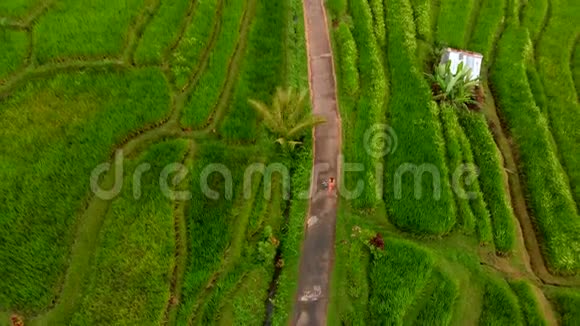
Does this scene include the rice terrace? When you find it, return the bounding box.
[0,0,579,324]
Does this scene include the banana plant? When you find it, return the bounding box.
[248,87,326,151]
[428,61,479,110]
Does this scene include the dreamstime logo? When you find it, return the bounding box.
[89,124,479,202]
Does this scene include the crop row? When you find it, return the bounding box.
[491,25,580,273]
[535,0,580,208]
[134,0,190,65]
[368,239,435,323]
[547,287,580,325]
[0,68,171,312]
[34,0,145,63]
[412,269,458,325]
[368,0,386,47]
[436,0,475,48]
[458,110,516,252]
[349,0,388,208]
[479,277,523,325]
[384,0,455,234]
[169,0,220,88]
[220,0,286,142]
[180,0,246,128]
[0,28,28,79]
[71,140,187,325]
[510,280,549,325]
[409,0,433,42]
[467,0,505,60]
[520,0,548,42]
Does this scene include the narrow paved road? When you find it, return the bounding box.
[292,0,341,325]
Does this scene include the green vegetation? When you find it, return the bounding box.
[248,87,324,150]
[71,140,187,325]
[368,239,434,323]
[429,62,478,110]
[169,0,220,88]
[134,0,190,65]
[0,0,37,17]
[384,0,455,234]
[479,277,523,325]
[220,0,286,142]
[410,0,433,42]
[436,0,475,48]
[348,0,387,208]
[521,0,548,42]
[34,0,145,63]
[510,280,548,326]
[335,23,360,96]
[536,0,580,207]
[0,28,28,79]
[467,0,505,59]
[0,68,170,312]
[180,0,246,128]
[547,288,580,326]
[492,25,580,272]
[414,270,458,325]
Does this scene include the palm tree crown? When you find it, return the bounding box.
[248,87,326,149]
[428,61,479,110]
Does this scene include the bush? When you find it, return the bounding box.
[458,110,515,252]
[384,0,455,234]
[491,25,580,272]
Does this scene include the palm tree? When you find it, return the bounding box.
[428,61,479,110]
[248,87,326,150]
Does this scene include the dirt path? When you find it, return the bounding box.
[292,0,341,325]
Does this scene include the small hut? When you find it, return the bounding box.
[440,48,483,81]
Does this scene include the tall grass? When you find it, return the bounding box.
[458,110,515,252]
[335,22,360,97]
[0,68,171,312]
[384,0,455,234]
[71,140,187,325]
[368,239,434,324]
[491,25,580,272]
[134,0,190,65]
[521,0,548,42]
[454,114,493,245]
[467,0,505,59]
[0,0,36,17]
[547,288,580,326]
[349,0,387,208]
[175,143,258,324]
[415,269,458,325]
[526,66,548,114]
[34,0,145,63]
[436,0,475,48]
[573,42,580,101]
[169,0,219,88]
[479,277,523,325]
[439,105,476,234]
[410,0,433,42]
[180,0,246,128]
[368,0,386,46]
[221,0,286,142]
[0,28,27,79]
[510,280,548,326]
[327,0,347,17]
[536,0,580,208]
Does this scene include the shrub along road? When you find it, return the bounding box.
[292,0,341,325]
